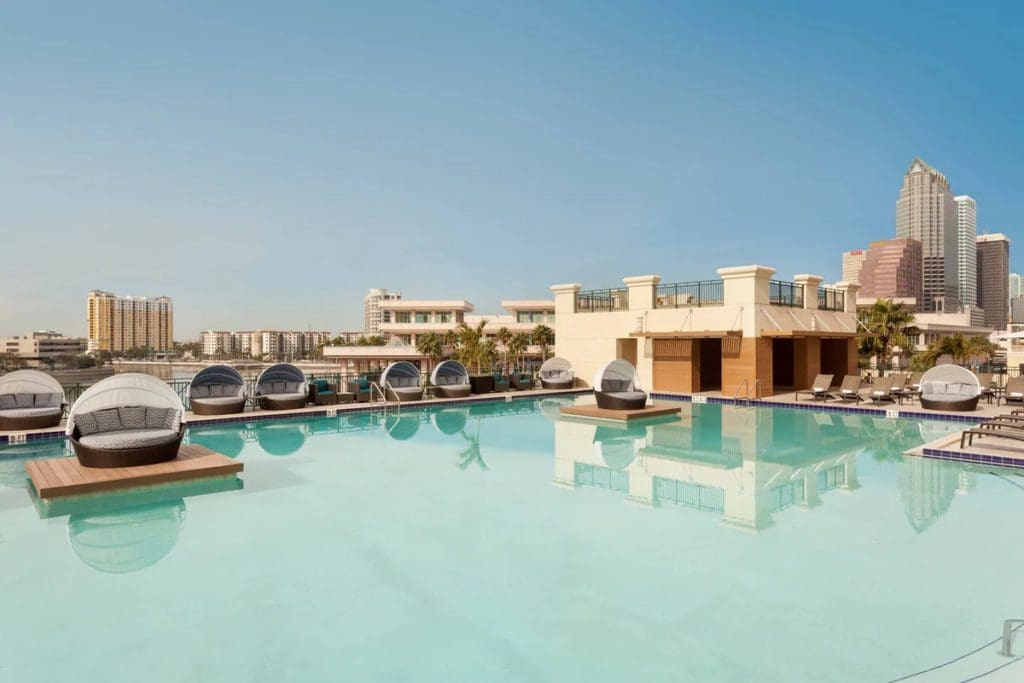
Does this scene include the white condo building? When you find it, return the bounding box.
[363,288,402,335]
[954,195,978,307]
[1010,273,1023,299]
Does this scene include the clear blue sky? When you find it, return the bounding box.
[1,1,1020,339]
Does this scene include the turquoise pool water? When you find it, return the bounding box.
[2,398,1023,681]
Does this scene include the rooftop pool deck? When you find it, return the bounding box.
[2,395,1024,681]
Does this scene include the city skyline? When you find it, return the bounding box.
[1,2,1021,337]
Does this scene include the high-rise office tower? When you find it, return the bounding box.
[1009,273,1023,299]
[976,234,1010,330]
[895,158,958,312]
[954,195,978,307]
[87,290,174,352]
[842,249,866,285]
[857,239,923,304]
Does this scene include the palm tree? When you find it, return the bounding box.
[455,319,489,373]
[857,299,915,376]
[416,332,444,373]
[531,324,554,361]
[495,326,512,373]
[443,328,459,352]
[509,332,530,372]
[924,333,998,367]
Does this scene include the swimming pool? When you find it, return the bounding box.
[2,397,1023,681]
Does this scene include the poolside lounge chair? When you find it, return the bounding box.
[539,357,574,390]
[66,373,185,468]
[347,377,372,402]
[1002,376,1024,406]
[795,374,834,402]
[510,372,533,391]
[592,359,647,410]
[188,365,247,415]
[308,378,353,405]
[380,361,424,402]
[975,373,996,404]
[494,372,510,392]
[867,377,894,404]
[430,360,471,399]
[834,375,863,403]
[918,365,981,412]
[960,419,1024,448]
[255,364,308,410]
[889,374,910,403]
[0,369,66,430]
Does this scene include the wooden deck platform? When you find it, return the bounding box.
[26,444,243,499]
[559,404,681,423]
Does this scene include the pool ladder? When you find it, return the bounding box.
[733,379,761,407]
[369,381,401,420]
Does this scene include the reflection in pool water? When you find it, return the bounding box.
[255,423,307,456]
[68,499,186,574]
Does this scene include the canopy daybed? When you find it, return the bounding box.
[66,373,185,468]
[539,357,574,390]
[0,369,66,430]
[255,364,307,410]
[592,360,647,410]
[381,361,423,402]
[430,360,471,399]
[917,365,981,412]
[188,365,247,415]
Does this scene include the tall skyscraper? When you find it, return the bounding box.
[954,195,978,307]
[842,249,866,284]
[976,233,1010,330]
[1010,273,1024,299]
[857,238,923,304]
[363,288,402,335]
[895,157,958,312]
[87,290,174,352]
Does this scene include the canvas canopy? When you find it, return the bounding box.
[189,365,245,394]
[592,359,641,392]
[430,360,469,387]
[256,364,307,394]
[0,369,65,401]
[919,365,981,397]
[381,361,421,389]
[539,357,573,377]
[67,373,184,435]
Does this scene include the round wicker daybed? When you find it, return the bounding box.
[66,373,185,468]
[539,357,574,390]
[255,364,308,410]
[917,365,982,412]
[593,359,648,410]
[430,360,471,399]
[188,365,247,415]
[0,369,66,431]
[381,361,424,402]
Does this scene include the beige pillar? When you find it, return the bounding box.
[717,265,776,307]
[623,274,661,312]
[793,274,823,311]
[550,283,581,316]
[834,281,861,314]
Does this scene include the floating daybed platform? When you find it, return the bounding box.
[26,444,243,499]
[559,404,681,423]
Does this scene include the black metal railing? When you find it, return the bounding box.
[817,287,845,312]
[769,280,803,307]
[655,280,724,308]
[576,288,629,313]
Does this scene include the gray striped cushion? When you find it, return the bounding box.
[119,406,147,430]
[0,394,14,410]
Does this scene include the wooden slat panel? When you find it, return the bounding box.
[27,445,243,499]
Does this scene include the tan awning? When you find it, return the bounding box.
[759,330,863,339]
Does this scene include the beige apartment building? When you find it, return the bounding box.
[87,290,173,352]
[324,299,555,373]
[2,331,88,365]
[856,238,922,305]
[200,329,332,360]
[551,266,860,397]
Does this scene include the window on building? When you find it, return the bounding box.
[437,312,452,323]
[396,312,411,323]
[414,312,429,323]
